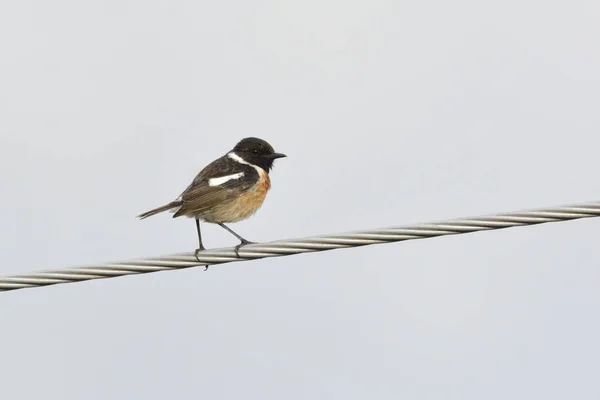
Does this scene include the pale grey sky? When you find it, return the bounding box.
[1,1,600,399]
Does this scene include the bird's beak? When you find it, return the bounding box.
[266,152,287,159]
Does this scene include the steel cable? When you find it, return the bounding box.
[1,201,599,292]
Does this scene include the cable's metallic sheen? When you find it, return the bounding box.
[2,201,599,292]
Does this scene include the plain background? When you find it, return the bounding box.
[1,1,599,399]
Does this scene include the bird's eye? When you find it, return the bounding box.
[251,149,259,155]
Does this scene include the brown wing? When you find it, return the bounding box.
[173,155,258,218]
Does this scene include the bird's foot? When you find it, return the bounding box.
[195,246,210,271]
[234,239,256,257]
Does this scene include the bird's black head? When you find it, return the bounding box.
[232,137,286,171]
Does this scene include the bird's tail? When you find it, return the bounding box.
[136,200,183,219]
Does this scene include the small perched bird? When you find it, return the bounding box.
[137,137,286,259]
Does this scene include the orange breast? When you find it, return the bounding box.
[203,171,271,223]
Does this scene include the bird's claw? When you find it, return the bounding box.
[195,247,209,271]
[234,240,256,257]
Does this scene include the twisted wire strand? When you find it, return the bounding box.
[2,201,599,292]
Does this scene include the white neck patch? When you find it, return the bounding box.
[228,152,265,175]
[208,172,244,187]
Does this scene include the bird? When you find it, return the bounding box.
[137,137,286,261]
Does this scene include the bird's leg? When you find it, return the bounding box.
[194,219,209,270]
[195,219,205,250]
[217,223,254,244]
[217,223,255,257]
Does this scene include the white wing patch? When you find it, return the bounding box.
[208,172,245,187]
